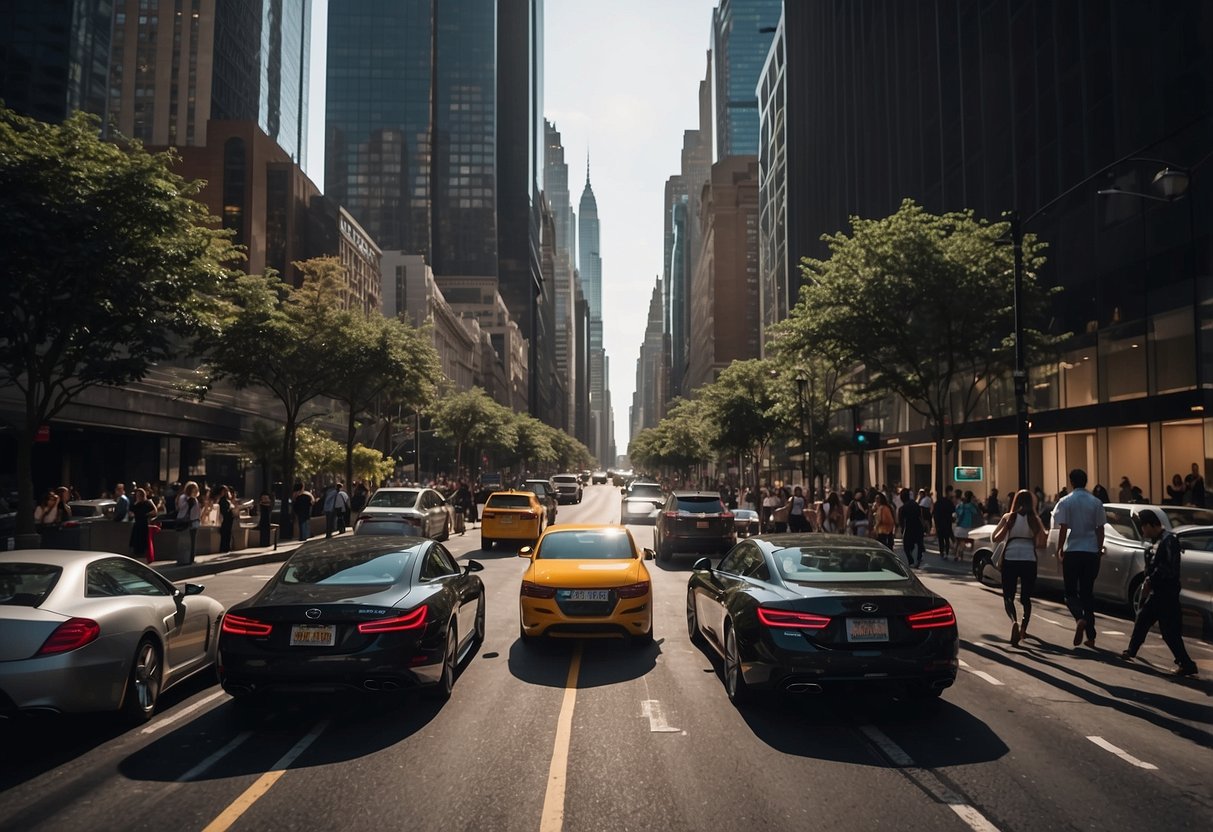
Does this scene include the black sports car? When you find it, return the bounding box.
[687,534,958,705]
[218,536,484,702]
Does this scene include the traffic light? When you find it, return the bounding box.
[853,427,879,450]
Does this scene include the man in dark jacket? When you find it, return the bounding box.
[1122,509,1198,676]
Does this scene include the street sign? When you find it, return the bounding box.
[954,466,984,482]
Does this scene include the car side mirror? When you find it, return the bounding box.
[184,583,205,596]
[465,559,484,573]
[620,487,627,495]
[643,548,655,561]
[692,557,712,572]
[519,546,533,558]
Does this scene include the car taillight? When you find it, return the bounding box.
[358,606,428,633]
[521,581,557,599]
[907,605,956,629]
[757,607,831,630]
[616,581,650,598]
[221,613,274,637]
[36,617,100,655]
[664,511,679,519]
[519,511,537,519]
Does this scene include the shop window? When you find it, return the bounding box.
[1061,347,1098,407]
[1099,323,1147,401]
[1030,362,1060,411]
[1151,308,1196,393]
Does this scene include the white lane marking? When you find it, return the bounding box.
[640,700,681,733]
[1087,736,1158,770]
[539,644,582,832]
[859,725,1001,832]
[959,660,1004,686]
[177,731,253,781]
[1036,615,1065,627]
[1103,631,1125,636]
[141,690,226,735]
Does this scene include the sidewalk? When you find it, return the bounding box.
[152,536,305,581]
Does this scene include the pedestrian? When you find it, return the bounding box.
[954,491,981,560]
[933,489,956,559]
[1117,476,1133,503]
[1185,462,1206,506]
[335,482,350,534]
[292,482,314,542]
[179,481,201,562]
[351,482,369,515]
[1121,509,1199,676]
[452,480,471,535]
[898,488,925,568]
[917,488,933,534]
[788,486,809,532]
[258,491,273,547]
[984,489,1001,523]
[817,491,843,533]
[992,489,1047,647]
[129,487,157,562]
[217,485,236,553]
[33,490,68,529]
[1091,484,1109,503]
[1166,474,1186,506]
[872,492,896,550]
[113,482,130,522]
[1052,468,1105,648]
[322,484,338,538]
[848,489,870,538]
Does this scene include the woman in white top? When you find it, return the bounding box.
[991,489,1046,647]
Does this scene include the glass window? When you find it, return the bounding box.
[282,547,416,586]
[534,530,636,560]
[434,544,460,575]
[420,546,457,580]
[1160,506,1213,528]
[1151,309,1196,393]
[717,543,750,575]
[1061,346,1098,406]
[673,496,726,514]
[367,490,420,509]
[1099,323,1147,400]
[1103,507,1140,541]
[772,545,911,583]
[0,563,61,607]
[86,559,170,597]
[485,493,535,509]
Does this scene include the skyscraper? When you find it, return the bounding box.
[546,120,579,434]
[578,160,610,462]
[711,0,781,158]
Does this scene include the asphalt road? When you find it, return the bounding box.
[2,483,1211,832]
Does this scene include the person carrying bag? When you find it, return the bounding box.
[991,489,1047,647]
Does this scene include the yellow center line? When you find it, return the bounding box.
[201,719,330,832]
[539,643,583,832]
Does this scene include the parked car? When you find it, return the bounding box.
[620,481,665,525]
[481,491,546,549]
[358,487,452,541]
[217,537,484,703]
[552,474,583,505]
[520,479,559,525]
[1172,525,1213,639]
[475,473,504,504]
[972,502,1213,612]
[65,499,117,523]
[0,550,223,721]
[653,491,736,560]
[518,524,655,644]
[687,534,958,705]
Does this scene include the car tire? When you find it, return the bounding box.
[428,623,457,701]
[972,551,992,584]
[438,517,451,542]
[723,623,751,707]
[482,537,494,550]
[473,597,486,646]
[121,637,162,723]
[686,589,705,645]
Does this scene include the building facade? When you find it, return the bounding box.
[632,278,667,438]
[710,0,781,159]
[307,197,383,314]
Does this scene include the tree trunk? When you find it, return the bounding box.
[280,411,298,540]
[933,422,948,498]
[344,403,356,490]
[14,427,35,537]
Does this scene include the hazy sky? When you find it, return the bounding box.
[307,0,721,457]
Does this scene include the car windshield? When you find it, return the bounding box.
[521,483,550,496]
[0,563,62,607]
[554,476,578,484]
[354,518,423,536]
[673,496,724,514]
[367,490,420,509]
[487,494,534,509]
[629,484,663,498]
[1161,506,1213,528]
[773,546,911,583]
[536,529,636,559]
[282,546,418,585]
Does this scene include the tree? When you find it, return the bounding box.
[628,398,713,482]
[430,388,516,476]
[699,359,789,504]
[205,258,350,535]
[777,199,1058,495]
[502,413,557,473]
[0,107,239,537]
[294,426,345,482]
[350,444,396,486]
[240,421,285,495]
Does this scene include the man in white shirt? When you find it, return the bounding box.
[1053,468,1106,648]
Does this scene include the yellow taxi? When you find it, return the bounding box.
[518,524,655,645]
[481,490,546,549]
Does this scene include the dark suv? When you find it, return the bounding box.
[653,491,736,561]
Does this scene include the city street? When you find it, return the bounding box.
[1,483,1211,832]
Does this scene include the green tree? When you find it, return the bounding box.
[0,107,239,536]
[501,414,556,473]
[205,258,350,534]
[628,398,712,482]
[430,387,517,476]
[294,425,345,482]
[350,444,396,486]
[240,420,285,495]
[777,199,1057,494]
[699,359,788,505]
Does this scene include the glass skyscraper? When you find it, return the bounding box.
[711,0,782,158]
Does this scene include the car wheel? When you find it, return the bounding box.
[724,624,751,706]
[1129,575,1146,617]
[686,589,705,645]
[473,597,486,646]
[428,623,457,701]
[121,637,162,723]
[438,517,451,542]
[972,551,991,583]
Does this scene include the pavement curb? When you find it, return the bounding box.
[151,544,301,581]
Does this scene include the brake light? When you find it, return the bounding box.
[721,512,734,520]
[519,511,538,520]
[36,617,100,655]
[664,511,679,519]
[358,606,428,633]
[907,605,956,629]
[757,607,831,630]
[221,613,274,637]
[521,581,557,599]
[616,581,650,598]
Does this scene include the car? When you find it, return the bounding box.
[620,481,665,525]
[520,479,559,525]
[687,534,959,705]
[475,473,504,504]
[518,524,655,644]
[653,491,736,560]
[0,550,223,721]
[579,471,592,485]
[972,502,1213,612]
[481,490,546,549]
[354,516,424,536]
[591,471,609,485]
[66,499,117,523]
[552,474,583,504]
[357,487,451,541]
[733,508,761,537]
[217,536,484,702]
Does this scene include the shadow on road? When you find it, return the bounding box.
[507,637,661,689]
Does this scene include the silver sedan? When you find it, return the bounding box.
[0,550,223,722]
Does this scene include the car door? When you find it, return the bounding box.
[698,542,753,646]
[88,558,203,675]
[420,543,467,639]
[1176,531,1213,630]
[435,543,476,642]
[1100,507,1148,603]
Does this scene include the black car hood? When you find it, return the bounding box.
[235,581,414,611]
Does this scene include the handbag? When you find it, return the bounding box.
[991,538,1008,570]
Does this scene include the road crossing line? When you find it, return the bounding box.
[140,690,226,735]
[201,720,330,832]
[1087,736,1159,770]
[539,643,583,832]
[958,659,1004,686]
[859,725,1001,832]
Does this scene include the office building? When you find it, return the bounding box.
[710,0,781,159]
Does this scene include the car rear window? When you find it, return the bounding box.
[282,547,418,585]
[0,563,62,607]
[367,491,419,509]
[1162,506,1213,528]
[629,485,663,498]
[674,496,724,513]
[487,494,534,508]
[536,530,636,559]
[554,476,578,484]
[772,546,910,583]
[354,518,423,536]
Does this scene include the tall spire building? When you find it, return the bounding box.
[578,160,612,464]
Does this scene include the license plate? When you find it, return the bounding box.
[499,516,515,524]
[846,618,889,642]
[696,521,709,528]
[561,589,609,602]
[290,624,336,647]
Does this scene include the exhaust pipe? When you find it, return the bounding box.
[785,682,823,694]
[380,680,399,691]
[363,679,380,691]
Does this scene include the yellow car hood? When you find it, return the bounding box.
[529,559,644,588]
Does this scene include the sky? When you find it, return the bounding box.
[306,0,721,458]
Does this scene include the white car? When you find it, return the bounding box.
[552,474,583,504]
[358,487,452,541]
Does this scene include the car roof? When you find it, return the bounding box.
[671,490,722,497]
[371,487,422,493]
[749,533,885,549]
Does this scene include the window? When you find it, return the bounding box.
[367,490,420,509]
[282,547,417,585]
[0,563,62,607]
[86,559,170,597]
[772,546,910,583]
[718,543,753,575]
[420,545,458,580]
[673,496,726,514]
[534,530,636,560]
